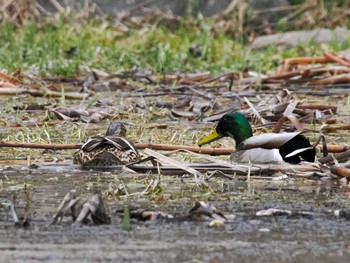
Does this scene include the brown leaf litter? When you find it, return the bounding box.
[2,50,350,182]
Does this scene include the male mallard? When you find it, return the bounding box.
[74,122,140,167]
[198,112,316,164]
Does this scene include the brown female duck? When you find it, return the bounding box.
[74,122,140,167]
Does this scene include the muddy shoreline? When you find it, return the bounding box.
[1,165,350,262]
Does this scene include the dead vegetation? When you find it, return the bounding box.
[2,0,350,38]
[0,0,38,25]
[0,0,349,220]
[1,3,350,261]
[1,49,350,181]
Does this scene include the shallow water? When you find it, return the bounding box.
[1,164,350,262]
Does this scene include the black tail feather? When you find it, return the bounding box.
[279,134,316,164]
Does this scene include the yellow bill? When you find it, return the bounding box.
[198,126,222,146]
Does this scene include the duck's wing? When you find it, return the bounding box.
[237,132,301,150]
[75,136,139,166]
[104,136,138,152]
[234,132,316,164]
[231,148,284,164]
[279,134,315,163]
[81,136,105,151]
[81,136,138,153]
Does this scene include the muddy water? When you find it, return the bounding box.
[1,164,350,263]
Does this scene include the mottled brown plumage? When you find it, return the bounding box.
[74,122,140,168]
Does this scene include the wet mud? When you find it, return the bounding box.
[1,164,350,263]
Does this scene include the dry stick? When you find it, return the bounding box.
[49,0,65,13]
[0,141,81,150]
[0,87,31,95]
[30,88,90,100]
[254,5,297,14]
[178,72,211,84]
[0,141,234,154]
[319,151,350,164]
[0,87,89,99]
[267,69,304,80]
[318,145,347,153]
[143,148,205,186]
[310,73,350,85]
[297,104,337,111]
[128,163,324,177]
[192,72,234,88]
[273,67,318,80]
[137,144,232,155]
[138,143,346,154]
[0,141,346,154]
[284,56,332,65]
[222,0,240,15]
[128,0,154,13]
[330,165,350,179]
[0,72,21,84]
[324,52,350,67]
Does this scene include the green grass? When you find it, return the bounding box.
[0,17,349,76]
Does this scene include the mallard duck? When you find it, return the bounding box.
[198,112,316,164]
[74,122,140,167]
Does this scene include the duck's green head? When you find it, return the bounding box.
[198,112,253,147]
[106,122,127,137]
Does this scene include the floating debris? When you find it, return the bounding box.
[188,201,227,223]
[52,190,82,224]
[52,190,110,225]
[74,191,111,225]
[256,208,293,217]
[130,209,173,221]
[0,198,19,224]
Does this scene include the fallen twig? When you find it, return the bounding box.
[0,72,21,85]
[0,87,89,99]
[135,143,233,155]
[284,56,332,65]
[330,164,350,179]
[143,148,206,185]
[128,162,325,177]
[310,73,350,85]
[0,141,82,150]
[324,52,350,67]
[319,150,350,164]
[267,69,304,80]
